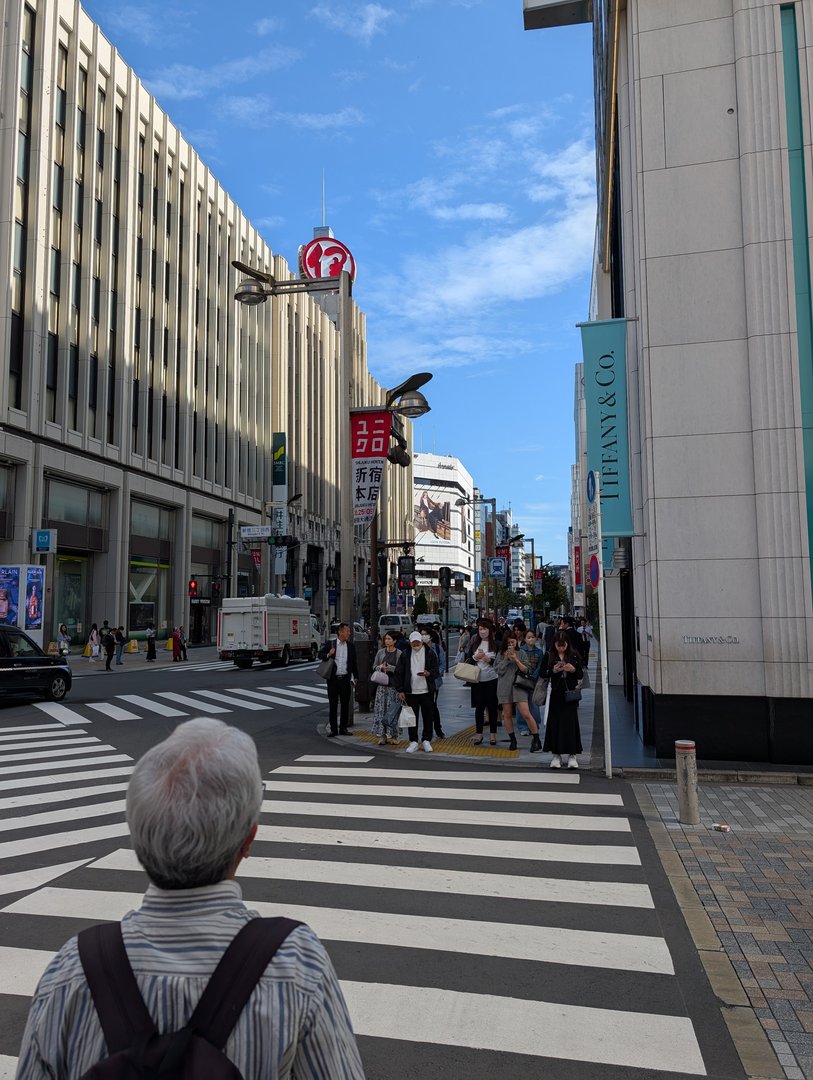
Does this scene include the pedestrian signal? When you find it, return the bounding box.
[188,577,198,598]
[397,555,416,590]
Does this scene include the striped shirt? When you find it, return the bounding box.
[15,880,366,1080]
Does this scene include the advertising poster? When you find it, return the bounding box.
[351,410,392,525]
[25,566,44,630]
[0,567,20,626]
[414,491,452,541]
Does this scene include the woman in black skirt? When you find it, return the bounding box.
[540,630,584,769]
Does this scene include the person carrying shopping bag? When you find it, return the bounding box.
[394,632,438,754]
[370,632,402,745]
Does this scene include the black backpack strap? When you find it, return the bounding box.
[78,923,158,1053]
[189,917,303,1050]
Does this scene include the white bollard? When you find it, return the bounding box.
[675,739,700,825]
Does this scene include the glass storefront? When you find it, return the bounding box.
[52,554,90,642]
[128,556,171,639]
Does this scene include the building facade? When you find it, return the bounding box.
[0,0,411,645]
[412,452,475,613]
[526,0,813,762]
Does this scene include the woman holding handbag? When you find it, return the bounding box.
[370,631,402,745]
[495,633,543,752]
[468,620,499,745]
[87,623,99,661]
[540,630,584,769]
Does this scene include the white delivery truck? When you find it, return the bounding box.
[217,595,321,669]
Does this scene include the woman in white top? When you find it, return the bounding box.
[468,620,499,745]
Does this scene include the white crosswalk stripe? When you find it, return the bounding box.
[0,755,715,1077]
[26,682,331,725]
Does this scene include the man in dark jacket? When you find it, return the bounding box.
[394,631,439,753]
[319,623,359,737]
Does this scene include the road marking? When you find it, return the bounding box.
[342,983,706,1074]
[116,695,187,716]
[0,782,129,812]
[155,692,230,714]
[262,798,631,833]
[226,688,308,708]
[86,703,142,721]
[294,755,374,762]
[266,779,621,807]
[256,686,328,703]
[290,684,327,695]
[0,765,133,791]
[189,690,271,711]
[0,799,126,835]
[33,702,93,725]
[0,725,76,739]
[0,946,53,995]
[0,859,91,899]
[0,754,132,778]
[273,765,580,785]
[0,744,118,765]
[94,848,650,908]
[0,821,130,859]
[255,824,640,865]
[0,736,99,754]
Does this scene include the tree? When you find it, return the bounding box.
[535,565,568,616]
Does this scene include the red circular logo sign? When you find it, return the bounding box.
[301,237,356,282]
[589,555,600,588]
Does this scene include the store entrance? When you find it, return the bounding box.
[190,600,212,645]
[52,554,91,645]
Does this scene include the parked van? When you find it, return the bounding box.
[378,614,413,638]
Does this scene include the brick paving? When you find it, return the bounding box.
[644,784,813,1080]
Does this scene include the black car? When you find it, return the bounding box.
[0,627,72,701]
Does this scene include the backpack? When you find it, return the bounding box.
[77,916,302,1079]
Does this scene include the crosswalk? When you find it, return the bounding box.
[31,681,328,726]
[73,659,320,677]
[0,748,727,1077]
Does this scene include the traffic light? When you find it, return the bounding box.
[438,566,452,591]
[187,577,198,598]
[397,555,416,590]
[377,550,388,582]
[267,534,293,547]
[211,580,221,598]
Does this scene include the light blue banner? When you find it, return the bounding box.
[579,319,633,537]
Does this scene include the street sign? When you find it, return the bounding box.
[589,554,600,588]
[488,556,506,579]
[496,545,510,560]
[328,588,337,605]
[32,529,57,555]
[250,548,262,569]
[304,586,312,601]
[240,525,273,539]
[586,469,596,504]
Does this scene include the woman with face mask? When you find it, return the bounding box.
[467,620,499,745]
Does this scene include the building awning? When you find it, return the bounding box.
[523,0,591,30]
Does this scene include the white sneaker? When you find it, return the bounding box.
[567,755,579,769]
[405,741,419,754]
[549,754,562,769]
[422,740,433,753]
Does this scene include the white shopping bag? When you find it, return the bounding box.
[398,705,416,729]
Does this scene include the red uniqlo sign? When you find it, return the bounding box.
[533,568,544,581]
[350,410,392,525]
[496,545,510,560]
[574,545,582,587]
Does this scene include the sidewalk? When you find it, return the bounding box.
[341,659,599,767]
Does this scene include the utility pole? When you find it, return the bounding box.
[225,509,235,598]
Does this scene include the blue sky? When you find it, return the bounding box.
[83,0,595,565]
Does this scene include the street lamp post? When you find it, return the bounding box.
[234,263,356,621]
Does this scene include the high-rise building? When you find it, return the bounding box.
[412,453,475,614]
[526,0,813,762]
[0,0,410,643]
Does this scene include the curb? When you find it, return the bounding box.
[620,767,813,786]
[633,785,784,1080]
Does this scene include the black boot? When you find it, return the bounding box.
[530,734,542,753]
[508,733,517,751]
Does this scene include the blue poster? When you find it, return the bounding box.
[0,567,20,626]
[25,566,44,630]
[578,319,633,537]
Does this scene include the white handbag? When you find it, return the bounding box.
[370,669,389,686]
[453,661,480,684]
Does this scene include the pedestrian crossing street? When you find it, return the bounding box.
[32,680,328,726]
[0,739,722,1079]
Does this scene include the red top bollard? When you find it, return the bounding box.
[675,740,696,752]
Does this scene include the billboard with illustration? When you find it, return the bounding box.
[414,491,452,541]
[0,567,20,626]
[25,566,44,630]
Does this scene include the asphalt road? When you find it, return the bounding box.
[0,654,747,1080]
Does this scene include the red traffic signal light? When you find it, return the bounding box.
[397,555,416,590]
[188,577,198,598]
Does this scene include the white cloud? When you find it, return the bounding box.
[432,203,511,222]
[254,215,285,229]
[218,96,365,131]
[145,46,299,101]
[254,17,282,35]
[311,3,397,44]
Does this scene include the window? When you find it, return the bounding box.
[47,479,104,526]
[131,501,172,540]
